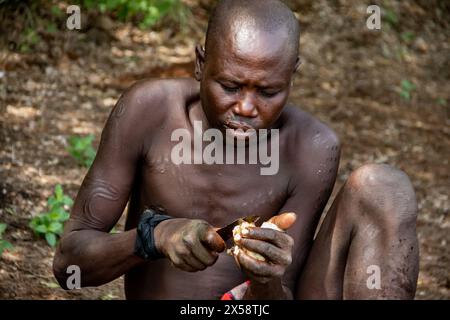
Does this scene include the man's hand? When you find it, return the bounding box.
[154,218,225,272]
[235,213,297,284]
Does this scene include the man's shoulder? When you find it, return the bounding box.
[128,77,198,96]
[113,77,199,127]
[121,77,198,111]
[282,105,340,190]
[282,105,340,151]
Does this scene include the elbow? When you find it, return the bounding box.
[52,239,83,290]
[53,245,71,290]
[53,259,68,289]
[53,235,96,289]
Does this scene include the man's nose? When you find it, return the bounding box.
[232,93,258,118]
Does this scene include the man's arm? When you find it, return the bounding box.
[284,125,340,299]
[240,121,341,299]
[53,80,167,288]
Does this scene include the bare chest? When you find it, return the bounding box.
[138,150,289,227]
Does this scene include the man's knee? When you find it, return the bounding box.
[345,163,418,225]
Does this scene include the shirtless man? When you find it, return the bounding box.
[53,0,419,299]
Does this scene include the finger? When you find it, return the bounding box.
[191,240,219,266]
[182,231,219,266]
[177,263,197,272]
[267,212,297,230]
[201,228,225,253]
[169,256,197,272]
[173,262,196,272]
[244,227,294,249]
[237,250,283,279]
[182,254,207,271]
[239,238,292,265]
[170,245,206,272]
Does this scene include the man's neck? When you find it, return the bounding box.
[187,99,211,132]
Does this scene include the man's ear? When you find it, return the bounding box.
[195,44,205,81]
[294,56,302,73]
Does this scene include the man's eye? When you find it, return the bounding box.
[259,90,279,98]
[220,83,239,93]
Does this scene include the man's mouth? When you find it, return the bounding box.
[224,120,255,132]
[223,121,257,140]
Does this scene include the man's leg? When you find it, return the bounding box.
[296,164,419,299]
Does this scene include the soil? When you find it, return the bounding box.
[0,0,448,299]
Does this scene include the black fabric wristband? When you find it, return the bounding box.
[134,208,173,261]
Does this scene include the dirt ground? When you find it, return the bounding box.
[0,0,449,299]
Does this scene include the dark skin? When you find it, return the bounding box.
[53,13,419,300]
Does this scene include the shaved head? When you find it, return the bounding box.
[195,0,302,134]
[205,0,300,66]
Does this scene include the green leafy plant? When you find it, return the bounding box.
[383,8,398,27]
[67,134,96,168]
[19,28,41,53]
[401,31,415,43]
[45,21,58,33]
[399,80,416,101]
[50,5,64,18]
[436,97,447,106]
[0,223,14,256]
[80,0,188,28]
[29,185,73,247]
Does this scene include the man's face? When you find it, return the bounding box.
[196,26,298,138]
